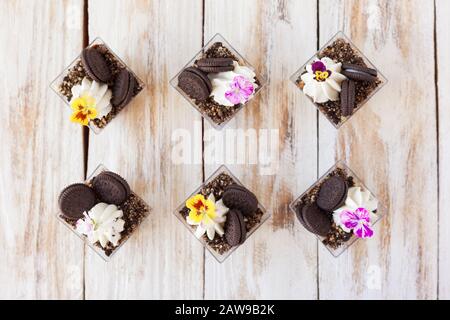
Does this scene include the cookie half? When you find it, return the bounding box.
[316,176,348,212]
[111,69,136,109]
[341,80,355,117]
[342,63,377,76]
[81,47,112,83]
[222,184,258,216]
[224,209,246,246]
[341,63,377,82]
[58,183,97,220]
[178,67,212,101]
[301,203,332,236]
[196,57,234,73]
[92,171,130,205]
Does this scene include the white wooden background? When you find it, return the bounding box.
[0,0,447,299]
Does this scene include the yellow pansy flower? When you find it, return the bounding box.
[186,194,216,224]
[70,95,97,126]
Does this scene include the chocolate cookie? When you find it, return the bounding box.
[295,204,316,234]
[81,47,112,83]
[342,63,377,76]
[300,203,332,236]
[341,63,377,82]
[111,69,136,109]
[316,176,348,212]
[224,209,246,246]
[92,171,130,205]
[178,67,212,101]
[59,183,97,220]
[222,184,258,216]
[341,80,356,116]
[196,57,234,73]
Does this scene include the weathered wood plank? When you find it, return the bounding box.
[203,0,318,299]
[85,0,204,299]
[436,0,450,299]
[0,0,85,299]
[318,0,438,299]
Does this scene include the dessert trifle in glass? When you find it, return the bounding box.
[170,34,266,129]
[51,38,144,133]
[290,32,387,128]
[289,161,385,257]
[175,166,270,262]
[57,165,150,261]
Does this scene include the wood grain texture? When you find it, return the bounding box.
[203,0,318,299]
[85,0,204,299]
[436,0,450,299]
[0,0,85,299]
[318,0,438,299]
[0,0,445,300]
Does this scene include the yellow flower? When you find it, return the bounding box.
[314,70,330,81]
[186,194,216,224]
[70,95,97,126]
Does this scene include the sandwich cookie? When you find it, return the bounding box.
[340,80,356,117]
[297,203,332,236]
[196,58,234,73]
[316,176,348,212]
[81,47,112,83]
[341,63,377,82]
[92,171,131,206]
[224,209,247,246]
[178,67,212,101]
[222,184,258,216]
[59,183,97,220]
[111,69,137,109]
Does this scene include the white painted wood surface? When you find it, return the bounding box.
[203,0,319,299]
[0,0,85,299]
[318,0,437,299]
[437,0,450,299]
[0,0,445,299]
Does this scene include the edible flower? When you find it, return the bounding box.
[70,96,97,126]
[300,57,346,103]
[333,186,378,239]
[339,207,373,239]
[186,193,228,240]
[208,61,258,107]
[76,202,125,248]
[69,77,112,126]
[225,75,255,105]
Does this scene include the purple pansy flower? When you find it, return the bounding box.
[225,75,255,105]
[311,60,332,81]
[340,207,374,239]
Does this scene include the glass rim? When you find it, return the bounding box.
[169,33,267,130]
[288,160,387,257]
[56,163,152,261]
[174,164,270,263]
[50,37,146,135]
[289,30,388,129]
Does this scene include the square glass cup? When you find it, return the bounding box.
[57,164,151,261]
[174,165,270,263]
[50,37,145,134]
[170,33,267,130]
[290,31,387,129]
[289,161,386,257]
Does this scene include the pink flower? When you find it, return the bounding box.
[225,75,255,105]
[340,207,374,239]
